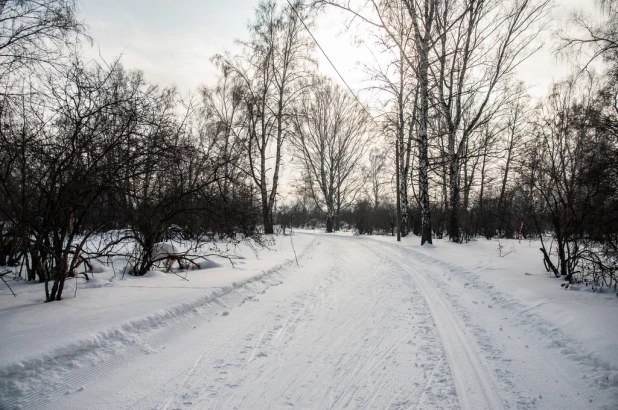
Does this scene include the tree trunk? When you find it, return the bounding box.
[448,151,460,242]
[398,122,409,237]
[479,144,489,238]
[398,48,409,238]
[556,234,569,279]
[47,257,68,302]
[326,214,333,233]
[396,137,401,241]
[418,28,432,246]
[400,185,409,236]
[263,201,274,234]
[498,138,514,237]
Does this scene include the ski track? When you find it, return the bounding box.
[365,241,504,410]
[159,238,458,410]
[0,241,320,410]
[361,237,618,410]
[1,234,617,410]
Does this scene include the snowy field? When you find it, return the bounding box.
[0,232,617,409]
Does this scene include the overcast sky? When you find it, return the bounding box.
[76,0,601,198]
[78,0,599,98]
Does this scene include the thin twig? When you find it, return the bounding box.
[170,270,189,281]
[0,270,17,297]
[290,227,299,266]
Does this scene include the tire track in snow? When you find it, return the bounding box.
[365,240,505,410]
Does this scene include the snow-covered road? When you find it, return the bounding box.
[1,234,617,409]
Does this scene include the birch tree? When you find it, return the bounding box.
[432,0,550,242]
[360,1,418,237]
[364,147,390,210]
[290,77,370,232]
[495,83,530,236]
[314,0,439,244]
[403,0,439,245]
[0,0,85,90]
[216,0,313,234]
[199,64,245,198]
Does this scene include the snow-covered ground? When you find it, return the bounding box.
[0,232,616,409]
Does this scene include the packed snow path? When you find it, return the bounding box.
[1,234,616,409]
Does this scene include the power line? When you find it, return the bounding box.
[285,0,380,126]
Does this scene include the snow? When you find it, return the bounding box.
[389,236,618,374]
[152,242,179,260]
[0,232,617,409]
[0,235,314,374]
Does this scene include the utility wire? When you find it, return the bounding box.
[285,0,380,127]
[287,0,404,242]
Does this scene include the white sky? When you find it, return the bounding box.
[77,0,601,200]
[79,0,601,100]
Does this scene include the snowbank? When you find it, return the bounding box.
[0,234,315,377]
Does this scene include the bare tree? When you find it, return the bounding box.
[495,83,531,236]
[216,0,313,234]
[314,0,439,244]
[0,0,86,93]
[402,0,439,244]
[364,147,390,210]
[431,0,550,242]
[358,1,418,237]
[557,0,618,79]
[290,77,370,232]
[199,64,246,199]
[520,75,617,285]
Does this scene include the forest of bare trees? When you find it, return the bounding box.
[302,0,617,286]
[0,0,616,302]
